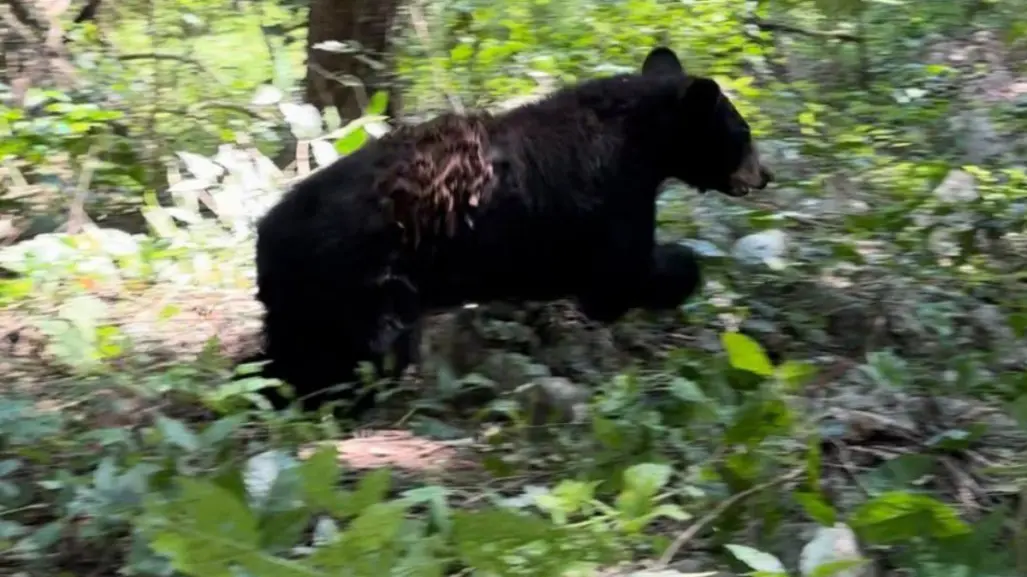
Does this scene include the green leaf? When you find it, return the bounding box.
[245,450,301,512]
[451,508,615,576]
[1009,394,1027,431]
[776,360,816,390]
[144,477,271,577]
[158,304,181,320]
[794,491,837,526]
[261,478,305,520]
[648,503,691,522]
[668,377,710,404]
[721,332,775,377]
[327,113,389,157]
[1010,312,1027,339]
[861,453,936,492]
[156,416,201,452]
[200,414,246,446]
[933,506,1012,570]
[849,491,971,545]
[0,459,20,477]
[20,521,64,553]
[258,508,312,553]
[614,489,651,524]
[622,463,672,497]
[210,464,250,504]
[237,554,320,577]
[724,543,787,575]
[551,480,597,511]
[724,396,793,446]
[298,443,343,512]
[453,509,549,573]
[307,501,407,572]
[861,350,909,388]
[347,501,407,550]
[335,127,369,156]
[806,436,822,490]
[393,534,447,577]
[341,467,393,518]
[810,559,869,577]
[536,481,595,524]
[365,90,390,116]
[591,415,625,450]
[93,455,119,493]
[0,519,27,540]
[401,486,453,536]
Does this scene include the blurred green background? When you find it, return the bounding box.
[1,0,1027,576]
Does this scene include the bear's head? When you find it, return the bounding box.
[641,46,773,197]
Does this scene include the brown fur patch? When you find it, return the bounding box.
[375,112,497,247]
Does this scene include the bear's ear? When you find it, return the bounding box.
[681,77,724,112]
[642,46,685,77]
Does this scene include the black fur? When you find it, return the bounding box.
[247,46,771,413]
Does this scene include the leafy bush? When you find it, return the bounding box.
[3,0,1027,575]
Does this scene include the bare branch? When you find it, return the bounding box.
[747,17,861,43]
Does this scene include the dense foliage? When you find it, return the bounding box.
[1,0,1027,576]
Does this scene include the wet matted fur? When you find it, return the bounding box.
[374,112,498,248]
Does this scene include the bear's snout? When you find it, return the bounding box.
[728,147,772,196]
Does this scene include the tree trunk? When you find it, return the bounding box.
[0,0,79,105]
[303,0,403,122]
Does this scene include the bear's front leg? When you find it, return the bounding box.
[254,277,416,416]
[575,209,656,324]
[370,318,422,379]
[578,241,702,323]
[256,320,366,413]
[630,242,702,312]
[368,274,423,378]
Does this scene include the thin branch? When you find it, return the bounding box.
[747,17,862,43]
[117,53,224,85]
[3,0,45,34]
[654,467,806,568]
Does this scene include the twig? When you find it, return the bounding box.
[188,102,269,121]
[255,2,279,83]
[66,144,100,234]
[938,455,988,513]
[828,438,874,497]
[117,53,223,85]
[295,140,310,177]
[307,61,370,112]
[3,0,46,35]
[655,467,805,568]
[746,17,862,43]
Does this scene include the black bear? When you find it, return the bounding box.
[246,46,772,413]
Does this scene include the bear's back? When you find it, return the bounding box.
[256,71,680,306]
